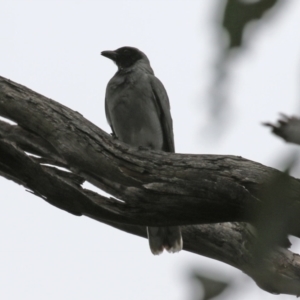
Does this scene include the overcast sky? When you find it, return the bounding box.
[1,1,300,299]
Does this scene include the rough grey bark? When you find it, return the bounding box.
[1,75,300,296]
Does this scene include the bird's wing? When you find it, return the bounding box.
[150,75,175,153]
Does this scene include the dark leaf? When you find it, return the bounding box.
[222,0,280,48]
[192,272,230,300]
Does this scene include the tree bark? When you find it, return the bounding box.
[1,75,300,296]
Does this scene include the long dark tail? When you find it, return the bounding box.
[147,226,182,255]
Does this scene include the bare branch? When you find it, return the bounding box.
[264,114,300,145]
[1,75,300,295]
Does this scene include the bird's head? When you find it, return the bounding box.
[101,46,149,70]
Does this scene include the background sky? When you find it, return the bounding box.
[1,1,300,299]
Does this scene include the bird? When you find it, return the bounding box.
[101,46,182,255]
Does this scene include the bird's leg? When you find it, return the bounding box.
[110,132,117,139]
[110,126,117,139]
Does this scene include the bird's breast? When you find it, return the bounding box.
[105,74,164,150]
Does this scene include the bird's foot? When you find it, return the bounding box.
[110,132,117,139]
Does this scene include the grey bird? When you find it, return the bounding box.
[101,46,182,255]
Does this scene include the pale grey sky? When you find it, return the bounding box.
[1,1,300,299]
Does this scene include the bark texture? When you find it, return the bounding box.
[1,76,300,296]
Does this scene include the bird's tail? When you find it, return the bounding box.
[147,226,182,255]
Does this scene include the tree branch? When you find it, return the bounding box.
[264,114,300,145]
[1,75,300,296]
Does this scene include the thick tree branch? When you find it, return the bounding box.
[1,75,300,296]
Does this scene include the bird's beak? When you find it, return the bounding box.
[101,50,117,61]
